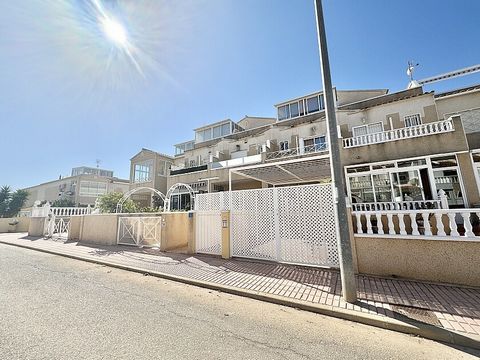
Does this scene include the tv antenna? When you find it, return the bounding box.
[406,61,420,88]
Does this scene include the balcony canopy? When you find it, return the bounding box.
[230,154,331,186]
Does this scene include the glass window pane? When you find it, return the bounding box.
[349,176,374,203]
[204,129,212,141]
[222,123,231,136]
[290,102,299,118]
[353,126,368,137]
[431,156,457,168]
[278,105,288,120]
[392,171,423,201]
[372,174,392,202]
[368,122,383,134]
[306,96,319,113]
[319,95,325,110]
[314,136,326,150]
[213,125,222,138]
[434,169,464,207]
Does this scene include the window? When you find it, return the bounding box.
[213,125,221,138]
[189,159,196,167]
[349,176,374,203]
[134,160,153,182]
[278,105,289,121]
[352,122,384,137]
[404,114,422,127]
[306,96,320,113]
[290,102,299,118]
[277,94,324,121]
[392,171,423,201]
[79,181,107,197]
[304,136,326,152]
[280,141,289,151]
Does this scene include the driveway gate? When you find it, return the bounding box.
[230,184,339,267]
[117,216,162,247]
[195,184,339,267]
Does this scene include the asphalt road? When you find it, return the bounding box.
[0,244,478,360]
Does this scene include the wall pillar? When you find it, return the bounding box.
[457,152,480,206]
[221,210,231,259]
[28,217,45,237]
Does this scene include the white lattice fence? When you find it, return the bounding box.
[277,185,338,266]
[195,193,229,255]
[231,188,277,261]
[231,184,338,267]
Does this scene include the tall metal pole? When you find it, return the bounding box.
[314,0,357,302]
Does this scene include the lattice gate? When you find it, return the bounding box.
[194,192,229,255]
[230,184,339,267]
[44,215,71,239]
[117,216,162,247]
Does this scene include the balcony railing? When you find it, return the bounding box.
[265,144,328,161]
[211,154,262,170]
[352,209,480,240]
[351,200,442,212]
[170,164,208,176]
[343,119,454,149]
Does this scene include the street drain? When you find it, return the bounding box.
[391,305,441,327]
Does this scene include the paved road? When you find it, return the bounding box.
[0,244,478,360]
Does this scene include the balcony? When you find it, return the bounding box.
[265,144,328,161]
[170,164,208,176]
[211,154,262,169]
[343,119,454,149]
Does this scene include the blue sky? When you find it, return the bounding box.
[1,0,479,189]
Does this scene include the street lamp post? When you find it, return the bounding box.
[314,0,357,302]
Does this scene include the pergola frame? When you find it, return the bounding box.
[228,154,332,189]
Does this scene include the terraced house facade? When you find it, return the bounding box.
[129,83,480,211]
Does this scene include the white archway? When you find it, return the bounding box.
[116,187,166,213]
[165,183,196,212]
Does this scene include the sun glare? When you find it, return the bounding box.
[101,16,127,47]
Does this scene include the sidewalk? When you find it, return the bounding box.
[1,232,479,349]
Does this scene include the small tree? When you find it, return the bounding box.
[97,192,138,213]
[52,198,76,207]
[0,186,29,218]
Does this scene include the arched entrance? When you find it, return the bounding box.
[165,183,196,212]
[116,187,166,213]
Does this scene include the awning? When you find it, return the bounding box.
[230,154,332,185]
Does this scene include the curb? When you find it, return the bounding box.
[2,239,479,350]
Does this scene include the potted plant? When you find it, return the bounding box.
[8,219,19,233]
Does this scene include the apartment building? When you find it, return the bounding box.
[23,167,130,207]
[340,84,480,209]
[127,83,480,211]
[128,148,174,207]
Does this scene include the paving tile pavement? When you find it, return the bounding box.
[1,233,479,337]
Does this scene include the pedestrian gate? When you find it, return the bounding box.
[44,215,71,239]
[195,184,339,267]
[117,216,162,247]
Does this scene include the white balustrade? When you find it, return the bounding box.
[30,203,92,217]
[352,208,480,240]
[343,119,455,148]
[351,200,442,211]
[265,144,328,161]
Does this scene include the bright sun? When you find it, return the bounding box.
[100,16,127,47]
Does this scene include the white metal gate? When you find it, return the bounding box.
[117,216,162,247]
[231,184,338,267]
[195,184,339,267]
[194,192,229,255]
[44,215,70,239]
